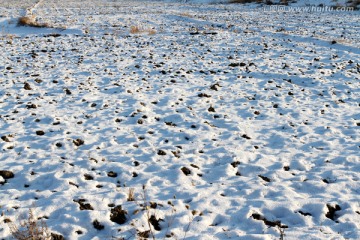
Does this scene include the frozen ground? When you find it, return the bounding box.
[0,0,359,239]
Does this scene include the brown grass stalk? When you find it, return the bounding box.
[9,208,51,240]
[18,16,50,28]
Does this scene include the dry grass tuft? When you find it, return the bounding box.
[9,208,51,240]
[127,188,135,201]
[18,15,50,28]
[16,0,52,28]
[130,26,156,35]
[130,25,140,34]
[178,12,193,17]
[148,29,157,35]
[18,16,34,26]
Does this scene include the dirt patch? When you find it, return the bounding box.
[110,205,127,224]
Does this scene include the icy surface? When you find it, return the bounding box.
[0,0,359,239]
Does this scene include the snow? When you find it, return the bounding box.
[0,0,359,239]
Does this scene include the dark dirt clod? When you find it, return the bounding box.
[210,83,220,91]
[46,33,61,38]
[326,204,341,220]
[322,179,330,184]
[107,171,117,178]
[69,182,79,188]
[157,149,166,155]
[190,31,200,35]
[74,199,94,210]
[73,138,84,146]
[138,230,150,238]
[51,233,65,240]
[1,136,10,142]
[65,88,72,95]
[229,62,246,67]
[208,106,215,112]
[258,175,271,182]
[93,220,104,230]
[110,205,127,224]
[231,161,240,168]
[165,121,176,126]
[252,213,263,220]
[190,164,199,169]
[36,130,45,136]
[241,134,251,140]
[84,174,94,180]
[283,166,290,171]
[229,63,239,67]
[181,167,191,176]
[24,82,32,90]
[150,202,158,209]
[0,170,14,179]
[26,103,37,109]
[149,215,162,231]
[172,150,180,158]
[4,218,11,223]
[251,213,287,228]
[198,93,211,98]
[298,211,312,216]
[81,203,94,210]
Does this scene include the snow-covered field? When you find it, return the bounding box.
[0,0,359,239]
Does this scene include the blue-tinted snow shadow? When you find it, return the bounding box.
[0,18,83,36]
